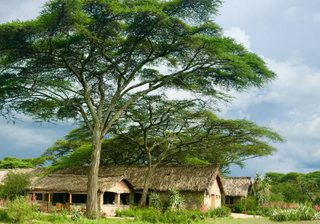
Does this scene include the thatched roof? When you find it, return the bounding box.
[29,174,126,193]
[29,166,221,193]
[223,177,253,197]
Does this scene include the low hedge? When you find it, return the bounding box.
[116,206,231,223]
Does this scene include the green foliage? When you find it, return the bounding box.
[205,206,231,218]
[0,209,9,222]
[70,207,85,221]
[149,192,163,210]
[233,196,258,213]
[116,207,205,223]
[0,0,275,124]
[168,189,184,210]
[0,157,34,169]
[252,174,271,205]
[269,204,316,221]
[6,196,38,223]
[266,171,320,204]
[0,172,30,200]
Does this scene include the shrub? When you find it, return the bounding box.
[116,208,205,223]
[71,207,85,221]
[206,206,231,218]
[269,203,316,221]
[116,207,139,217]
[233,196,257,213]
[6,196,38,223]
[0,209,9,222]
[160,210,205,223]
[149,192,162,210]
[168,189,184,210]
[0,172,30,200]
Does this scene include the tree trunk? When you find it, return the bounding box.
[140,165,154,207]
[86,127,102,219]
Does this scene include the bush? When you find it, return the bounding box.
[0,209,9,222]
[149,192,162,210]
[161,210,205,223]
[116,207,205,223]
[269,203,316,221]
[0,172,30,200]
[168,189,184,210]
[71,207,85,221]
[206,206,231,218]
[6,196,38,223]
[233,196,257,213]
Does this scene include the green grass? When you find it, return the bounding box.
[18,217,320,224]
[203,217,320,224]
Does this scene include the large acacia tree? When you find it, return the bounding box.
[0,0,275,217]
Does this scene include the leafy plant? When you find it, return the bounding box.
[0,172,30,200]
[233,196,258,213]
[169,189,184,210]
[6,196,38,223]
[116,207,205,224]
[149,192,162,210]
[205,206,231,218]
[269,203,316,221]
[71,207,84,221]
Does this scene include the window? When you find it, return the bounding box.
[35,193,43,201]
[120,193,130,205]
[103,192,116,205]
[72,194,87,204]
[52,193,68,204]
[134,193,142,205]
[225,196,234,205]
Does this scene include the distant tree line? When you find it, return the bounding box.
[267,171,320,204]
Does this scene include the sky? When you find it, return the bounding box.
[0,0,320,176]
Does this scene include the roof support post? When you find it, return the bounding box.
[116,193,121,206]
[69,193,72,211]
[99,192,103,210]
[48,193,51,212]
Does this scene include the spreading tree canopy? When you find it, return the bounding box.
[43,97,283,206]
[0,0,275,217]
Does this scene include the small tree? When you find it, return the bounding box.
[0,172,31,200]
[252,173,270,205]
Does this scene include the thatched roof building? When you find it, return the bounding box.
[27,166,224,214]
[223,177,253,197]
[52,165,222,193]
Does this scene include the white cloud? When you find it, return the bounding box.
[219,27,320,175]
[312,13,320,22]
[0,0,46,23]
[224,27,251,50]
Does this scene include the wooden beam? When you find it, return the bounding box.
[48,193,51,212]
[117,194,121,206]
[69,193,72,211]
